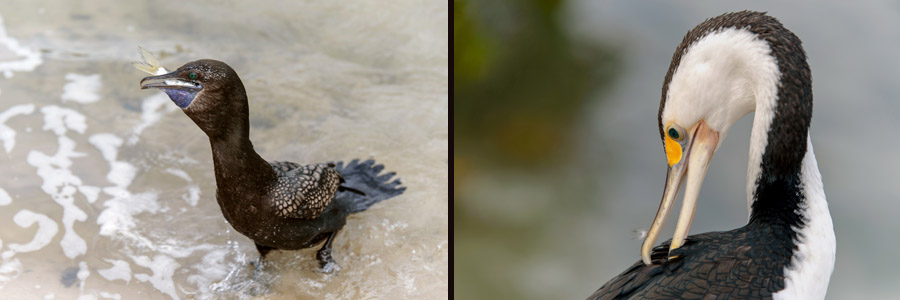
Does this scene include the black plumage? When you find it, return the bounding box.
[590,218,798,299]
[140,59,405,270]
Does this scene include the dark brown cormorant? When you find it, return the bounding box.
[139,59,405,272]
[589,11,834,299]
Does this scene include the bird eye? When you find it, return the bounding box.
[668,127,681,140]
[189,72,197,80]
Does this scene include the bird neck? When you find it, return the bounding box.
[745,100,811,226]
[741,24,835,298]
[198,87,276,200]
[770,139,835,299]
[743,18,814,225]
[209,136,275,193]
[732,15,836,299]
[186,85,252,141]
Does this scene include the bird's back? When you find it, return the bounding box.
[589,223,795,300]
[269,161,342,219]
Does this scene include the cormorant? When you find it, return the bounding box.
[589,11,834,299]
[139,59,406,272]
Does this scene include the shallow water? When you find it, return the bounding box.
[0,1,447,299]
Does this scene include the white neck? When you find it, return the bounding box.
[726,27,835,299]
[736,28,782,215]
[746,95,776,214]
[773,139,836,300]
[692,27,835,298]
[664,18,834,300]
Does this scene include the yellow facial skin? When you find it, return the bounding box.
[642,120,719,265]
[665,133,683,167]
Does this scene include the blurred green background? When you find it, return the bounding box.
[455,1,900,299]
[455,1,619,296]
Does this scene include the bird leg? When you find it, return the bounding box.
[256,243,276,259]
[252,243,278,278]
[316,232,339,272]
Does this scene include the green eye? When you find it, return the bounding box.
[189,72,197,80]
[668,127,680,140]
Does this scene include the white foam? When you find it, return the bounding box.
[379,219,409,247]
[0,14,43,78]
[26,135,88,259]
[3,210,58,257]
[186,249,229,295]
[98,292,121,300]
[26,104,95,259]
[89,134,137,188]
[89,117,226,299]
[154,241,219,259]
[0,104,35,153]
[97,259,132,283]
[0,258,22,288]
[0,187,10,206]
[132,255,181,300]
[96,191,159,243]
[399,271,417,293]
[105,160,137,190]
[77,261,90,290]
[182,185,200,207]
[41,105,87,136]
[96,292,121,300]
[90,133,122,162]
[61,73,102,104]
[127,93,177,145]
[78,185,100,203]
[164,168,192,182]
[89,133,161,247]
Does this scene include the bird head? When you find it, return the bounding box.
[140,59,243,111]
[641,22,781,265]
[140,59,248,139]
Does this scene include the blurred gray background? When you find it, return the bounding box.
[455,1,900,299]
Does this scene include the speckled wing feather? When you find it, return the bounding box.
[269,161,342,219]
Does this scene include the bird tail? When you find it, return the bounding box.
[330,159,406,213]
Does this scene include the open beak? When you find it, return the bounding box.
[640,120,719,265]
[140,72,201,91]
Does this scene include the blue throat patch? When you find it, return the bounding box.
[164,89,198,108]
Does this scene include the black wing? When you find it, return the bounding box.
[589,229,789,300]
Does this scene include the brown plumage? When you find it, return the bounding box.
[140,59,406,271]
[269,162,342,219]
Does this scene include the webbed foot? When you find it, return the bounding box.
[316,232,340,273]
